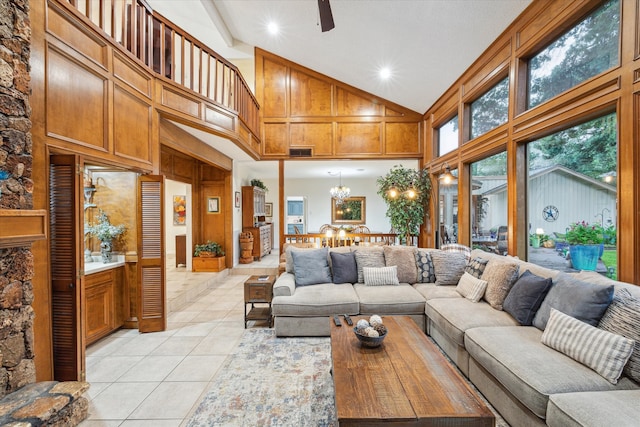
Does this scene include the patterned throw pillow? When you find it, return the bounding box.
[455,272,488,302]
[415,249,437,283]
[465,257,488,279]
[354,247,385,283]
[363,266,400,286]
[384,246,417,284]
[598,289,640,383]
[430,251,467,286]
[481,260,519,310]
[542,309,634,384]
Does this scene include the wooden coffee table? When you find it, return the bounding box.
[330,316,495,426]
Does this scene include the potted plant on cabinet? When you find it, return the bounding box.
[193,240,226,272]
[566,220,604,271]
[86,209,126,263]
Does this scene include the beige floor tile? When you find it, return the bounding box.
[86,356,144,383]
[87,382,159,420]
[149,336,203,356]
[128,382,209,419]
[117,355,185,382]
[164,355,227,381]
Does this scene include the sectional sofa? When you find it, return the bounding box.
[271,245,640,427]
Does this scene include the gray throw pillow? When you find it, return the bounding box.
[415,249,437,283]
[291,247,332,286]
[354,247,385,283]
[532,273,614,330]
[503,270,552,325]
[598,289,640,383]
[330,251,358,284]
[430,251,467,286]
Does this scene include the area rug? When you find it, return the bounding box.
[186,329,336,427]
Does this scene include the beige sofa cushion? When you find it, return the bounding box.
[413,283,462,300]
[547,390,640,427]
[354,283,425,314]
[425,298,518,346]
[464,326,640,419]
[272,282,359,317]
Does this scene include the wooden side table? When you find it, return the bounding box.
[244,275,275,328]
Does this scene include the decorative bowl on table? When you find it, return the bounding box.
[353,327,387,347]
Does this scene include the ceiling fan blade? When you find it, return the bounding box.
[318,0,335,32]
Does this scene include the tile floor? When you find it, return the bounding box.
[79,252,280,426]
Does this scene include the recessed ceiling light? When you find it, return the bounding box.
[379,67,392,80]
[267,22,279,35]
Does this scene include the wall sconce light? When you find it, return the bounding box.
[440,162,454,185]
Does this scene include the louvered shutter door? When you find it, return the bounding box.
[137,175,166,332]
[50,155,85,381]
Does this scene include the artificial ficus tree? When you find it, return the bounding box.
[377,165,432,245]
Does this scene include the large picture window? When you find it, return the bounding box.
[528,0,619,109]
[470,152,508,255]
[527,113,617,277]
[438,115,459,156]
[470,77,509,140]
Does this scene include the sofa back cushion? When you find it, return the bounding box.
[384,246,417,284]
[330,251,358,284]
[533,272,614,330]
[291,247,332,286]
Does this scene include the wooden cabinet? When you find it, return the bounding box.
[243,224,272,260]
[85,267,124,346]
[175,234,186,267]
[242,186,266,227]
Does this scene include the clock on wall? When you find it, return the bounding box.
[543,205,559,222]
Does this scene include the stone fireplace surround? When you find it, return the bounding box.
[0,0,88,424]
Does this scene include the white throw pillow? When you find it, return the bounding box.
[541,308,634,384]
[456,272,488,303]
[363,266,399,286]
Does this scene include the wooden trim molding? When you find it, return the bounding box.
[0,209,48,249]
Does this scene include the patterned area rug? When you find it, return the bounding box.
[186,329,336,427]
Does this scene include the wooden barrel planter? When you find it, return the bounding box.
[239,232,254,264]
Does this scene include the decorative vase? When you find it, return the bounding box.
[100,240,113,263]
[569,244,600,271]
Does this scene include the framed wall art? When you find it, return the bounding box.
[265,202,273,217]
[235,191,241,208]
[207,196,220,214]
[173,195,186,225]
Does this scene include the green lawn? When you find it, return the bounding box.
[601,249,617,280]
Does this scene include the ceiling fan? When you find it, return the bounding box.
[318,0,335,32]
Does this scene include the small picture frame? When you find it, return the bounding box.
[235,191,241,208]
[265,202,273,217]
[207,196,220,214]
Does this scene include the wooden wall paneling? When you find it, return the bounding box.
[290,123,332,155]
[113,84,153,164]
[262,58,288,117]
[263,123,289,155]
[201,181,226,251]
[385,122,421,155]
[430,88,460,127]
[290,70,332,116]
[461,41,512,100]
[336,123,381,155]
[46,1,108,70]
[159,120,233,170]
[113,51,152,98]
[335,88,384,116]
[160,85,201,118]
[46,45,108,150]
[204,105,235,130]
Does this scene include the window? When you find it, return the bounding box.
[470,152,508,254]
[470,77,509,140]
[527,113,617,276]
[438,116,458,156]
[528,0,620,109]
[438,169,458,247]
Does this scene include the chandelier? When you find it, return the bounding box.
[330,171,350,205]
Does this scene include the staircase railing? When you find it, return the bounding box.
[61,0,260,138]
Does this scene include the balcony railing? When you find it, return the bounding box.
[283,233,400,247]
[62,0,260,138]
